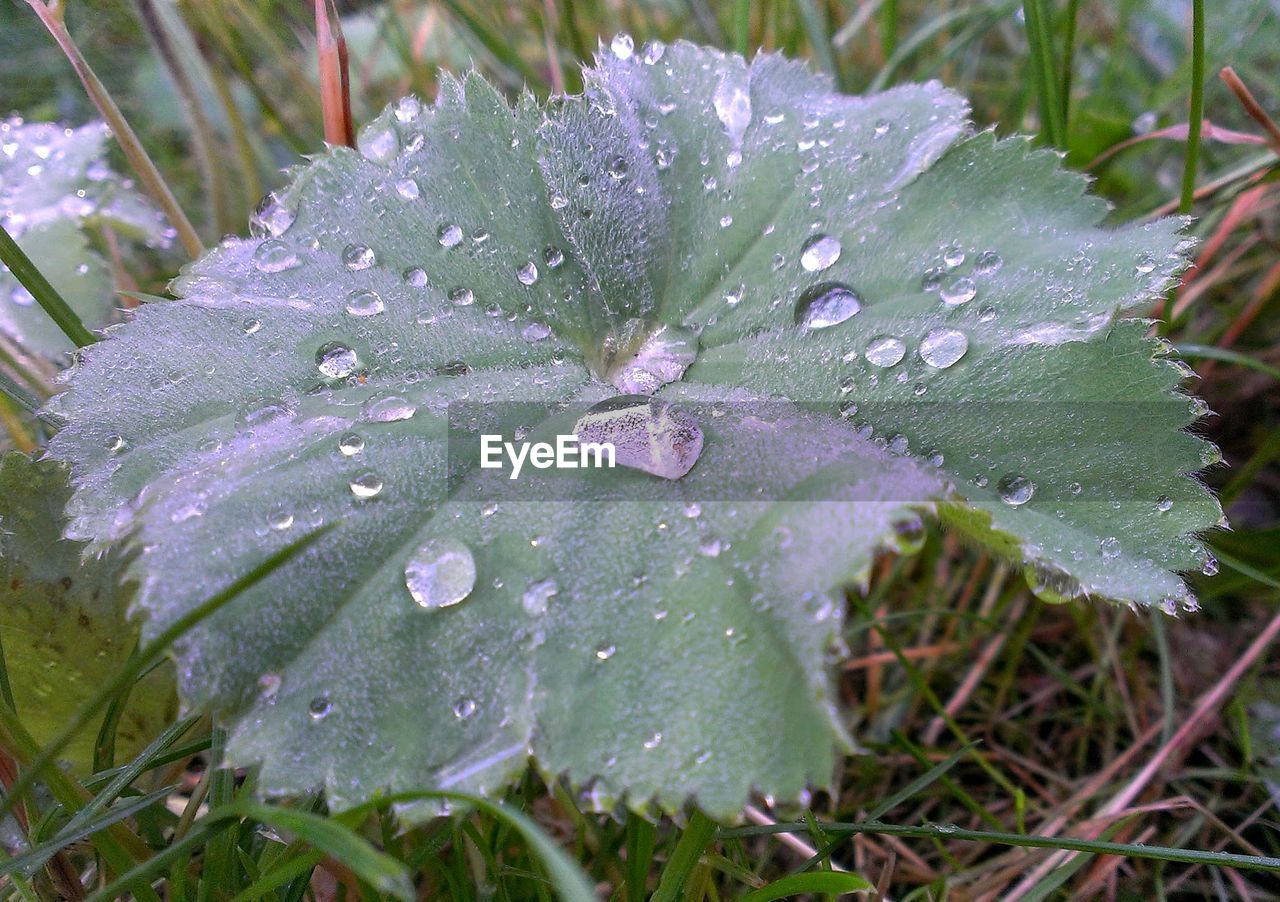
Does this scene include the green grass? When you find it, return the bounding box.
[1,0,1279,898]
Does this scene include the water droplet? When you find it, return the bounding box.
[105,433,125,452]
[394,177,420,201]
[362,395,416,422]
[1135,252,1157,274]
[594,644,616,661]
[522,579,557,616]
[607,156,629,179]
[315,341,359,379]
[642,40,665,64]
[404,268,428,288]
[610,33,634,60]
[452,697,476,719]
[921,267,944,291]
[349,471,384,499]
[919,327,968,368]
[338,432,364,456]
[267,507,294,530]
[609,324,697,394]
[974,250,1003,274]
[892,514,926,554]
[1156,495,1173,512]
[795,282,861,329]
[543,246,565,268]
[342,243,376,271]
[250,192,296,238]
[308,695,331,719]
[516,262,539,286]
[437,223,463,247]
[997,474,1035,506]
[865,336,906,368]
[1099,536,1121,560]
[253,239,299,273]
[345,288,384,317]
[404,537,476,609]
[435,359,471,377]
[712,76,752,149]
[977,305,997,323]
[1024,561,1082,604]
[1201,554,1219,577]
[574,395,703,480]
[242,317,262,335]
[394,96,421,122]
[942,244,965,268]
[939,275,977,306]
[449,287,475,306]
[522,322,551,342]
[357,121,399,163]
[799,234,842,272]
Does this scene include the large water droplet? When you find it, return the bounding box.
[449,287,475,307]
[250,192,296,238]
[345,288,384,317]
[865,336,906,368]
[939,275,977,306]
[349,471,384,499]
[394,178,419,200]
[516,262,539,286]
[918,327,968,368]
[338,432,364,456]
[574,395,703,480]
[997,474,1035,506]
[712,74,752,149]
[362,395,416,422]
[342,243,376,271]
[438,223,463,247]
[253,239,299,273]
[795,282,862,329]
[404,537,476,609]
[315,341,358,379]
[609,325,698,394]
[799,234,842,273]
[543,246,565,268]
[610,33,634,60]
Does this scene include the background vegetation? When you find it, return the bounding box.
[1,0,1279,898]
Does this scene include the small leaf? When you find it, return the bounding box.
[48,42,1221,818]
[0,452,176,769]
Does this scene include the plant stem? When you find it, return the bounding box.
[24,0,204,259]
[0,224,95,348]
[1022,0,1063,147]
[1179,0,1205,214]
[315,0,355,148]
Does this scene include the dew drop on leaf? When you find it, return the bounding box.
[437,223,463,247]
[404,537,476,609]
[997,473,1035,506]
[543,246,565,268]
[521,322,551,342]
[308,695,331,720]
[939,276,976,306]
[362,395,416,422]
[516,262,539,286]
[799,234,842,272]
[345,288,384,317]
[342,243,376,271]
[1099,536,1121,561]
[315,341,358,379]
[1155,495,1172,512]
[253,239,299,273]
[267,507,294,530]
[594,644,616,661]
[974,250,1003,274]
[449,287,475,306]
[394,178,419,201]
[357,122,399,164]
[338,432,364,456]
[574,395,703,480]
[918,327,968,368]
[1135,252,1157,274]
[865,336,906,368]
[795,282,861,329]
[452,697,477,719]
[349,471,384,500]
[250,192,296,238]
[242,317,262,335]
[610,33,634,60]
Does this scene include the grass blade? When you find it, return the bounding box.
[1179,0,1205,213]
[1022,0,1064,146]
[651,810,718,902]
[740,871,874,901]
[0,223,95,348]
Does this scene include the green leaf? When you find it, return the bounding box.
[47,41,1220,818]
[738,871,875,901]
[0,452,176,769]
[0,118,168,356]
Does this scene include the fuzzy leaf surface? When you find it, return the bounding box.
[48,43,1219,817]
